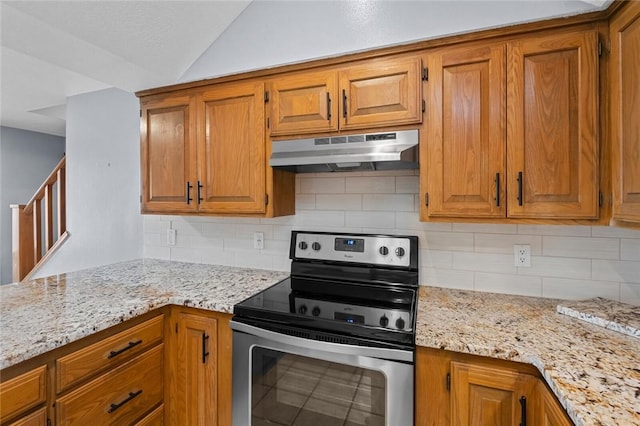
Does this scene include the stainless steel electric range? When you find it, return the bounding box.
[231,231,419,426]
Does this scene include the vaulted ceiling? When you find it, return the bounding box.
[0,0,611,138]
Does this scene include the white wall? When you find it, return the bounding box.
[143,170,640,305]
[34,88,143,278]
[181,0,596,82]
[0,126,65,284]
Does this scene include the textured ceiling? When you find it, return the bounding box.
[0,1,251,136]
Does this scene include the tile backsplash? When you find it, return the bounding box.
[143,170,640,305]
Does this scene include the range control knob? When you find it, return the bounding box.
[298,241,308,250]
[312,306,321,317]
[379,315,389,327]
[312,242,321,251]
[395,317,406,330]
[379,246,389,256]
[395,247,406,257]
[298,305,307,315]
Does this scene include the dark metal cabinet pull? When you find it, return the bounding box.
[519,396,527,426]
[517,171,523,206]
[495,172,501,207]
[186,181,193,205]
[107,340,142,359]
[342,89,347,119]
[108,390,142,413]
[197,181,203,204]
[326,92,331,120]
[202,332,210,364]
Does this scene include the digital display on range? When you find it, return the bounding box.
[335,312,364,324]
[334,238,365,252]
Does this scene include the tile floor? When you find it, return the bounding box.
[251,352,385,426]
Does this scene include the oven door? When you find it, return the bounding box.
[231,321,413,426]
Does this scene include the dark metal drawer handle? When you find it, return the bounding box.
[107,340,142,359]
[108,390,142,413]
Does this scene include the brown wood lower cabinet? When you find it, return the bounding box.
[416,347,573,426]
[165,307,233,426]
[0,365,46,426]
[0,307,234,426]
[6,408,46,426]
[56,345,163,426]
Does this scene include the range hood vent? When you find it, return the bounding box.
[269,130,419,173]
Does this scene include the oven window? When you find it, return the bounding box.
[251,347,385,426]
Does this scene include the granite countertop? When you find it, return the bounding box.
[0,259,288,370]
[416,286,640,426]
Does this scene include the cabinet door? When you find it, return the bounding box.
[141,95,198,214]
[269,70,338,136]
[451,361,535,426]
[340,57,422,130]
[424,44,506,218]
[175,313,218,426]
[537,381,573,426]
[611,1,640,223]
[199,81,266,214]
[507,31,598,218]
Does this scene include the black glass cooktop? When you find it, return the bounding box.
[233,277,417,348]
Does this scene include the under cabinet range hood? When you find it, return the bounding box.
[269,129,419,173]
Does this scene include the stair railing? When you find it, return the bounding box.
[11,155,68,282]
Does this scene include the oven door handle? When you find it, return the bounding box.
[230,320,413,362]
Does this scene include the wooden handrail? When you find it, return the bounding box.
[11,155,67,282]
[24,156,66,215]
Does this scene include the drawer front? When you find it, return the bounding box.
[0,365,46,423]
[56,345,163,426]
[135,404,164,426]
[7,407,47,426]
[56,315,163,393]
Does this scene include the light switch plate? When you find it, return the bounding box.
[167,228,177,246]
[254,232,264,250]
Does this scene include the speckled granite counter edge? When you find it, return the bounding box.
[557,304,640,339]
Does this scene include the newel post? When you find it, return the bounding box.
[11,204,34,282]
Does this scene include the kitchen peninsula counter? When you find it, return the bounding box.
[416,286,639,426]
[0,259,288,370]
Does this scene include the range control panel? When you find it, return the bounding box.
[293,296,412,331]
[292,232,414,268]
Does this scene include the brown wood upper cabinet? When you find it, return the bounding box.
[422,29,599,220]
[269,56,423,136]
[198,81,266,214]
[507,30,598,219]
[140,80,292,216]
[611,1,640,224]
[141,95,198,214]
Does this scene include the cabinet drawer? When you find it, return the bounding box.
[56,345,163,426]
[135,404,163,426]
[56,315,163,393]
[7,407,47,426]
[0,365,46,423]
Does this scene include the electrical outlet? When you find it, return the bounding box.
[167,228,177,246]
[513,244,531,267]
[254,232,264,250]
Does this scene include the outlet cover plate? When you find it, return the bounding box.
[514,244,531,267]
